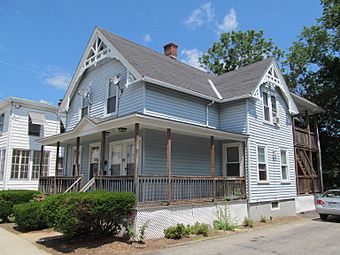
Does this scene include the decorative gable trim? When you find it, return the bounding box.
[59,27,142,113]
[251,59,299,115]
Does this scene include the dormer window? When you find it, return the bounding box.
[107,82,117,114]
[28,112,45,137]
[81,96,90,118]
[271,95,277,119]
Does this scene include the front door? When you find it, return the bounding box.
[89,143,100,179]
[109,139,135,176]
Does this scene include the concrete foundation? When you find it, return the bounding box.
[295,195,316,213]
[248,199,296,220]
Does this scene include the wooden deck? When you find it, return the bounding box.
[39,175,246,204]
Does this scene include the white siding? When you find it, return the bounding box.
[247,86,296,203]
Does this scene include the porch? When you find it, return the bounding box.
[38,113,248,205]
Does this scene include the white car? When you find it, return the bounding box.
[315,189,340,220]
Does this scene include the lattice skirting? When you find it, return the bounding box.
[134,201,248,239]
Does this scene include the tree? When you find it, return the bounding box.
[284,0,340,189]
[199,30,284,74]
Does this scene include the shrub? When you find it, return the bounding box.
[13,202,47,231]
[0,190,42,223]
[190,222,209,236]
[260,215,267,223]
[213,202,237,231]
[40,191,135,237]
[164,224,189,239]
[243,217,254,228]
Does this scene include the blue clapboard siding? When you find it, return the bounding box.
[144,83,219,128]
[66,59,144,131]
[220,100,247,133]
[142,129,221,176]
[247,87,296,203]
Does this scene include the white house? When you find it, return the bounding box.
[0,97,63,190]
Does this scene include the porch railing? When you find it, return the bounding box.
[39,176,82,194]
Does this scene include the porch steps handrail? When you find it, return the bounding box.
[64,176,83,193]
[79,177,96,192]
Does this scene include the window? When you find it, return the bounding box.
[31,151,50,179]
[28,117,41,136]
[0,113,4,133]
[107,82,117,114]
[271,96,277,120]
[81,96,90,118]
[257,146,267,181]
[11,149,30,179]
[223,144,242,177]
[263,92,270,121]
[28,112,44,137]
[271,201,279,210]
[0,149,6,180]
[280,150,289,181]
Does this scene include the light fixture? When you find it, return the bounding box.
[118,127,127,133]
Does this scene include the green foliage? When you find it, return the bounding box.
[260,215,267,223]
[0,190,42,223]
[164,224,189,239]
[137,220,150,243]
[40,191,136,237]
[213,202,237,231]
[13,202,47,231]
[189,222,209,236]
[284,0,340,189]
[243,217,255,228]
[199,30,284,74]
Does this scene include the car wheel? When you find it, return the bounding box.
[319,214,328,221]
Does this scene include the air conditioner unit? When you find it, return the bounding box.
[273,117,280,125]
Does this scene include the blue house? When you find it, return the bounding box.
[39,27,323,238]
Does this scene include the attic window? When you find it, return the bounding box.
[81,97,90,118]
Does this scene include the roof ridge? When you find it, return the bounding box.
[98,27,212,77]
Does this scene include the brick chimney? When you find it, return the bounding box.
[163,43,178,59]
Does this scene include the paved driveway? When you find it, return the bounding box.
[145,213,340,255]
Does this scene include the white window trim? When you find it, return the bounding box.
[262,89,280,126]
[256,145,269,183]
[108,138,141,176]
[271,201,280,210]
[31,150,50,179]
[280,149,290,183]
[104,79,119,117]
[79,87,91,121]
[11,149,30,180]
[222,142,244,177]
[88,142,101,177]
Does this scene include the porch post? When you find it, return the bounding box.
[75,137,80,176]
[134,123,140,204]
[99,131,106,189]
[167,128,172,205]
[55,141,60,176]
[39,145,44,178]
[315,120,324,193]
[210,136,216,201]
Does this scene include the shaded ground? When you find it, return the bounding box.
[0,214,304,255]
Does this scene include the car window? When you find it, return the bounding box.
[322,191,340,198]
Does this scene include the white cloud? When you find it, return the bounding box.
[181,48,205,71]
[46,73,70,90]
[39,99,53,105]
[217,8,238,34]
[185,2,214,28]
[142,34,152,43]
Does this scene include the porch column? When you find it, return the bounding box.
[55,141,60,176]
[134,123,140,204]
[167,128,172,205]
[39,145,44,178]
[99,131,106,190]
[75,137,80,176]
[210,136,216,201]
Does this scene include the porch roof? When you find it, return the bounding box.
[39,113,248,146]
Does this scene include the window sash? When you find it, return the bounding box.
[81,106,89,118]
[280,150,289,181]
[32,151,49,179]
[107,83,117,114]
[271,96,277,118]
[263,92,270,121]
[257,146,267,181]
[0,149,5,180]
[28,117,41,136]
[11,149,30,179]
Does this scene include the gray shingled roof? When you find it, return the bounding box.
[99,27,274,101]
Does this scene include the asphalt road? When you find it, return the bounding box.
[145,213,340,255]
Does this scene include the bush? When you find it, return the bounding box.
[260,215,267,223]
[164,224,190,239]
[0,190,42,223]
[190,222,209,236]
[40,191,135,237]
[243,217,254,228]
[13,202,47,231]
[213,202,237,231]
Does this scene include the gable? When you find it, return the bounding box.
[251,60,299,115]
[60,27,141,112]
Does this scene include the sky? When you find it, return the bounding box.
[0,0,323,105]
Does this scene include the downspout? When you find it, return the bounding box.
[205,101,215,127]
